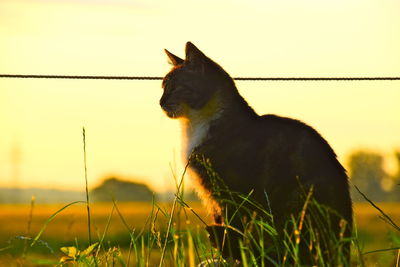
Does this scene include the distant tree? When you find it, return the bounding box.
[91,177,154,202]
[348,150,389,202]
[394,151,400,181]
[391,151,400,201]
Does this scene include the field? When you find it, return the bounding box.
[0,201,399,266]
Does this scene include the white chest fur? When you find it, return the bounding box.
[179,92,224,159]
[182,117,212,158]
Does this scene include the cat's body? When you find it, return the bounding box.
[160,42,352,265]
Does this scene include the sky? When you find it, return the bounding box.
[0,0,399,192]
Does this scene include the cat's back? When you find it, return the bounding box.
[256,114,339,157]
[206,112,341,171]
[204,112,346,187]
[257,113,352,221]
[255,114,346,176]
[258,113,320,137]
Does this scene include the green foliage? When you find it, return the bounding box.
[1,197,399,266]
[2,158,400,266]
[348,150,400,202]
[349,150,388,201]
[59,242,99,265]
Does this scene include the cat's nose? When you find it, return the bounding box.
[159,96,166,107]
[159,93,169,107]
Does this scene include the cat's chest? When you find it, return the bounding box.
[183,119,212,158]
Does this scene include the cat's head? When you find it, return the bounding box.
[160,42,233,119]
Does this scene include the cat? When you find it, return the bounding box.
[160,42,352,265]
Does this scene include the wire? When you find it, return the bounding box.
[0,74,161,80]
[0,74,399,81]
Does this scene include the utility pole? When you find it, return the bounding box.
[10,141,21,202]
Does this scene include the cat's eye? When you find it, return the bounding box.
[173,85,190,93]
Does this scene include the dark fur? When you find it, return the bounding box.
[160,42,352,265]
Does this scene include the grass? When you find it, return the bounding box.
[0,131,399,266]
[0,201,399,266]
[0,184,399,266]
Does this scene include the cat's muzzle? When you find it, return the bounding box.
[161,104,181,118]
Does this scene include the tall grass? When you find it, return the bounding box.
[83,127,93,246]
[1,187,399,266]
[1,133,399,266]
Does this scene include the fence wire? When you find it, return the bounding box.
[0,74,399,81]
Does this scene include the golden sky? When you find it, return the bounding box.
[0,0,399,191]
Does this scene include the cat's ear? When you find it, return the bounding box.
[185,42,207,70]
[164,49,184,66]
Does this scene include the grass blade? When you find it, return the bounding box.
[83,127,92,245]
[30,201,85,247]
[354,185,400,232]
[158,159,190,267]
[362,247,400,255]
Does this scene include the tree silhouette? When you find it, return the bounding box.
[348,150,389,202]
[391,151,400,201]
[91,177,153,202]
[394,151,400,181]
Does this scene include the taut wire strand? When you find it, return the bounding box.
[0,74,399,81]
